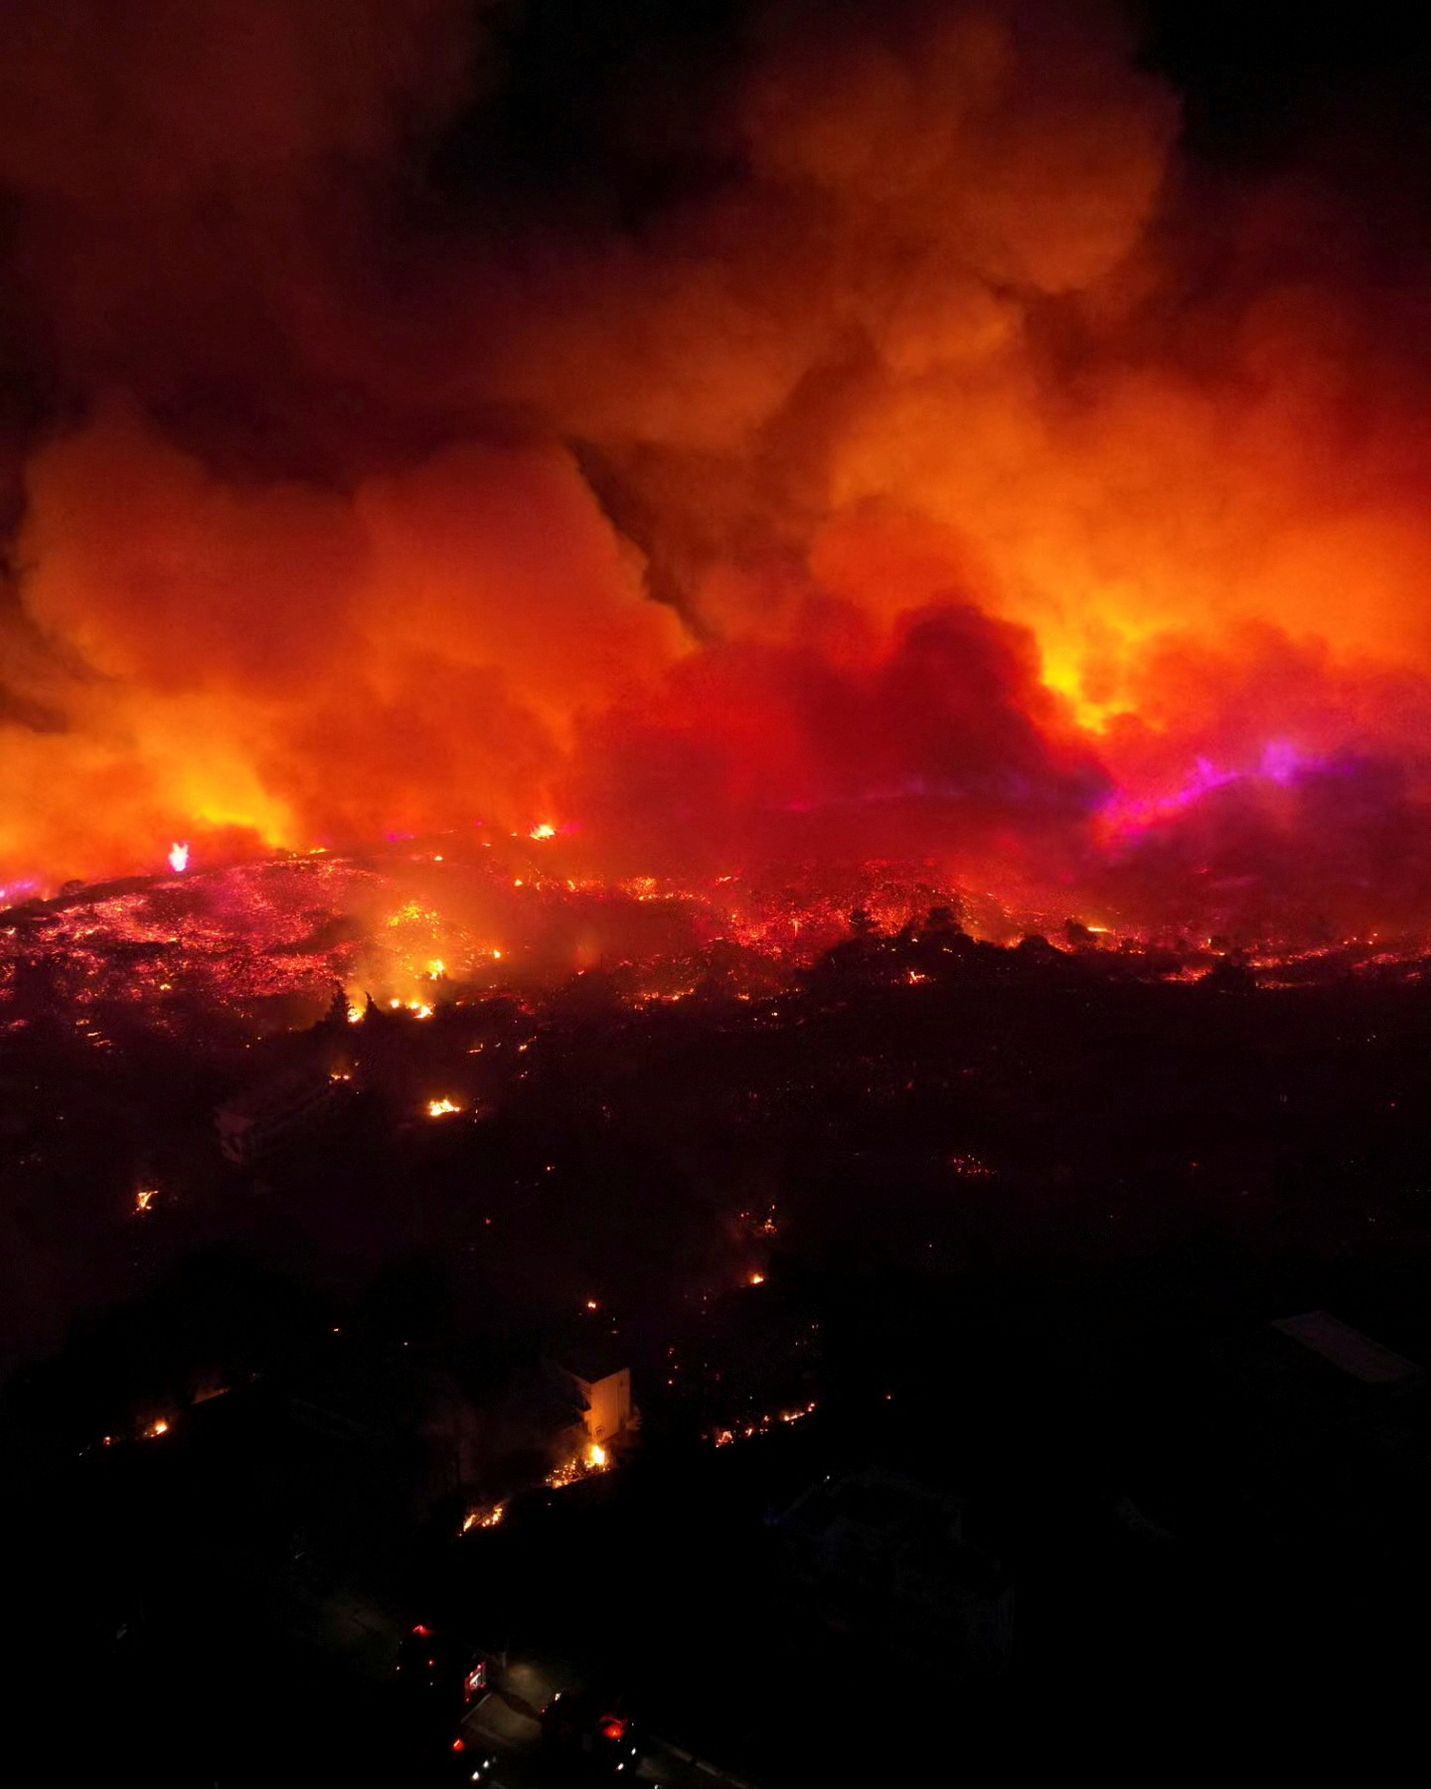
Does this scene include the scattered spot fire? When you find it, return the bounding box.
[711,1401,818,1448]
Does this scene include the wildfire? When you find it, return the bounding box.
[134,1186,158,1215]
[9,825,1431,1046]
[544,1439,613,1490]
[461,1501,506,1533]
[389,997,435,1019]
[711,1401,817,1448]
[0,0,1429,957]
[143,1418,171,1440]
[425,1096,462,1118]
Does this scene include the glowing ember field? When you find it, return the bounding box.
[0,844,970,1026]
[5,834,1431,1035]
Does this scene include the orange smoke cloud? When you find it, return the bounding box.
[8,403,684,869]
[3,0,1431,935]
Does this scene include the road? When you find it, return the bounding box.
[454,1657,759,1789]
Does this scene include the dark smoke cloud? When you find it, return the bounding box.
[565,600,1108,872]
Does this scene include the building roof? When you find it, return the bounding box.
[555,1339,629,1387]
[1271,1310,1422,1386]
[217,1062,332,1126]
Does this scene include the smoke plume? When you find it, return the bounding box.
[3,0,1431,934]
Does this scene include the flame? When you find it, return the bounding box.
[544,1437,614,1489]
[167,842,190,875]
[710,1400,817,1447]
[425,1096,461,1118]
[391,997,434,1019]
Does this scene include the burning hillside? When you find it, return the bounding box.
[0,837,1002,1029]
[3,834,1428,1038]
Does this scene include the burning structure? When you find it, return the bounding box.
[557,1353,636,1455]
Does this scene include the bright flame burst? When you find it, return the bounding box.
[544,1438,612,1490]
[388,997,434,1019]
[167,842,190,874]
[425,1096,462,1118]
[529,823,557,840]
[461,1501,506,1533]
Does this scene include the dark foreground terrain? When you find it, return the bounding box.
[5,918,1431,1777]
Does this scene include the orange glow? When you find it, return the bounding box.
[425,1096,462,1118]
[0,4,1427,946]
[545,1437,613,1489]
